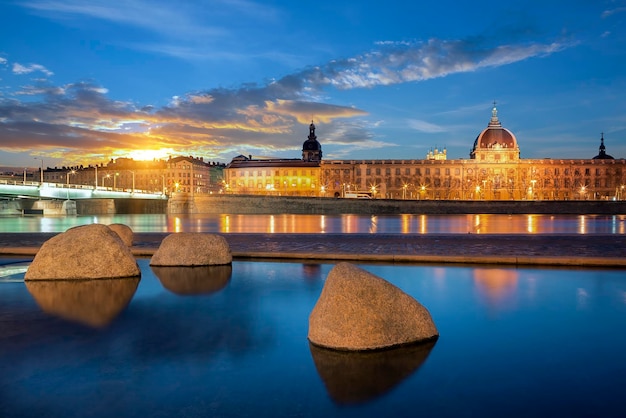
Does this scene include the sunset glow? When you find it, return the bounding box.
[0,1,625,169]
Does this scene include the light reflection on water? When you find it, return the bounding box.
[1,213,626,234]
[1,259,626,417]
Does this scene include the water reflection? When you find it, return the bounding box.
[25,277,140,327]
[1,213,626,234]
[151,265,232,295]
[473,268,519,306]
[309,340,436,405]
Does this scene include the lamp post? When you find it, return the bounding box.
[34,158,43,184]
[66,169,75,185]
[66,170,75,200]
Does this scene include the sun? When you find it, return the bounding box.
[127,148,175,161]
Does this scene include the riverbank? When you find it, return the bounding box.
[2,232,625,267]
[170,194,626,215]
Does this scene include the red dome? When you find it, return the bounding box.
[471,106,519,155]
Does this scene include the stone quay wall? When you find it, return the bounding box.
[168,193,626,215]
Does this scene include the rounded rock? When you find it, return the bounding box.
[308,262,438,351]
[149,233,232,266]
[108,223,134,247]
[25,224,140,280]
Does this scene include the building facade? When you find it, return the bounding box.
[43,156,225,195]
[224,108,626,200]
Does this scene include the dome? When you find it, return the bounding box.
[472,106,518,151]
[470,105,520,160]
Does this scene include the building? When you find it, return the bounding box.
[224,107,626,200]
[43,156,225,195]
[223,122,323,196]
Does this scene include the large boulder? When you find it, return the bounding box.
[308,262,438,351]
[108,223,134,247]
[25,224,140,280]
[150,233,232,266]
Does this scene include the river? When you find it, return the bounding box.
[1,213,625,234]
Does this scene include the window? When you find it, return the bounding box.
[395,168,400,175]
[405,168,410,175]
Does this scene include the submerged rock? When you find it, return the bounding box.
[150,233,232,266]
[308,262,438,351]
[25,224,140,280]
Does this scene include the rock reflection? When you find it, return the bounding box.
[151,265,232,295]
[309,340,436,405]
[25,277,140,328]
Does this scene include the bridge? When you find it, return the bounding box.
[0,180,167,200]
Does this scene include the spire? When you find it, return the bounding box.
[308,120,317,141]
[593,132,614,159]
[599,132,606,153]
[488,101,501,127]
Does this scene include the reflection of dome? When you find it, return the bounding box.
[470,105,520,161]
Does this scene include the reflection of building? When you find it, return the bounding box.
[43,156,225,194]
[224,106,626,200]
[473,268,519,304]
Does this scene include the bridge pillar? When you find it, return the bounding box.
[167,193,197,214]
[62,200,77,216]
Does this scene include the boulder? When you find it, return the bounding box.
[150,233,232,266]
[25,224,140,280]
[308,262,438,351]
[108,223,134,247]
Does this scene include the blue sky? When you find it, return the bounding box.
[1,0,625,169]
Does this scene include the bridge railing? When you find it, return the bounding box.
[0,179,41,187]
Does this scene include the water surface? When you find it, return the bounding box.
[1,259,625,417]
[1,213,625,234]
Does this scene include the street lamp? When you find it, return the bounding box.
[66,170,75,200]
[102,174,111,188]
[34,158,43,184]
[66,169,75,185]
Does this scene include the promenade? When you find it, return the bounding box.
[1,232,625,267]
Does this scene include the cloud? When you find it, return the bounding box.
[12,63,54,77]
[295,38,570,90]
[602,6,626,18]
[0,57,7,65]
[408,119,446,133]
[0,32,572,165]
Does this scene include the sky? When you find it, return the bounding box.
[1,0,625,170]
